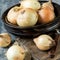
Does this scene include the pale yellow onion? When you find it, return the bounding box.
[7,6,21,24]
[0,33,11,47]
[6,45,25,60]
[33,34,55,50]
[20,0,41,11]
[17,8,38,28]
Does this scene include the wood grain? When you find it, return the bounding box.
[16,35,60,60]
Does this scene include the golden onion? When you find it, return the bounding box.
[17,8,38,28]
[33,34,55,50]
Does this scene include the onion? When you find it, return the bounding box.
[6,45,25,60]
[38,0,55,24]
[38,7,55,24]
[0,33,11,47]
[33,34,55,50]
[17,8,38,28]
[7,6,21,24]
[20,0,41,11]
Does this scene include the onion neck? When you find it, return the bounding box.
[49,0,52,3]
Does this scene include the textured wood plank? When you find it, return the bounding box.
[16,36,60,60]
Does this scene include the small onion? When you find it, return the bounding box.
[7,6,21,24]
[17,8,38,28]
[38,0,55,24]
[0,33,11,47]
[6,45,25,60]
[33,34,55,51]
[20,0,41,11]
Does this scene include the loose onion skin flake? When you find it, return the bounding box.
[0,33,11,47]
[20,0,41,11]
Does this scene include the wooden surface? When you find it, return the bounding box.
[0,35,60,60]
[16,36,60,60]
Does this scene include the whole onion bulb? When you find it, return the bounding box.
[7,6,21,24]
[33,34,55,50]
[6,45,31,60]
[38,7,55,24]
[38,0,55,24]
[20,0,41,11]
[0,33,11,47]
[17,8,38,28]
[6,45,25,60]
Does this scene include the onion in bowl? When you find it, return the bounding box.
[7,6,22,25]
[38,0,55,24]
[33,34,56,51]
[17,8,38,28]
[20,0,41,11]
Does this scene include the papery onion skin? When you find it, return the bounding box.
[33,34,55,50]
[17,8,38,28]
[38,0,55,24]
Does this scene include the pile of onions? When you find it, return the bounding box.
[7,0,55,28]
[33,34,55,50]
[38,0,55,24]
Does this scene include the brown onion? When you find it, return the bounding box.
[38,7,55,24]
